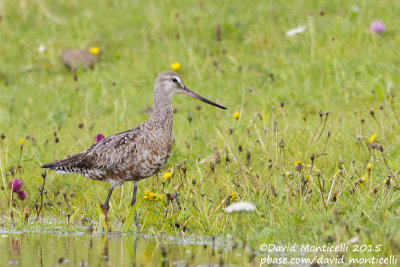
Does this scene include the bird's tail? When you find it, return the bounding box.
[42,154,82,174]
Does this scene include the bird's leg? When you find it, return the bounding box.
[131,181,141,229]
[130,181,138,206]
[101,186,114,225]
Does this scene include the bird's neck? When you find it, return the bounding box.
[151,93,173,128]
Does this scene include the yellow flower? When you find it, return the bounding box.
[368,134,376,143]
[148,192,157,200]
[367,162,372,170]
[231,192,237,201]
[361,174,368,184]
[294,160,302,166]
[284,172,291,178]
[144,189,163,200]
[233,112,240,119]
[302,114,306,121]
[171,62,181,71]
[304,176,309,182]
[163,172,172,180]
[89,46,100,56]
[19,138,25,145]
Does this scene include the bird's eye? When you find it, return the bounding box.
[171,78,178,83]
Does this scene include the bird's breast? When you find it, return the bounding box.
[131,134,173,178]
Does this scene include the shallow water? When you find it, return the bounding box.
[0,231,259,266]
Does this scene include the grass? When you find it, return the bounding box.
[1,0,400,258]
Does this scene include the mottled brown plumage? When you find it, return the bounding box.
[42,71,226,228]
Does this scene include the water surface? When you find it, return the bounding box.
[0,231,259,266]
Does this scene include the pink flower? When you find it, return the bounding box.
[370,21,385,34]
[18,190,26,201]
[94,134,105,143]
[9,179,23,193]
[8,179,26,201]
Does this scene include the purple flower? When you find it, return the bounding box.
[18,190,26,201]
[9,179,23,193]
[94,134,105,143]
[370,21,385,34]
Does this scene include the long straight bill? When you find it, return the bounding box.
[182,86,227,109]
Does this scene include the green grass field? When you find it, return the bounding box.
[1,0,400,260]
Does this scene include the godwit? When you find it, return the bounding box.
[42,71,226,227]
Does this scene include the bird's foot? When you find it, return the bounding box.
[100,203,109,220]
[100,203,111,231]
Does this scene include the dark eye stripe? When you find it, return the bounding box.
[171,78,178,83]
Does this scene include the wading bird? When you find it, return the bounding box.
[42,71,226,227]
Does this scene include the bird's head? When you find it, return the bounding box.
[155,71,226,110]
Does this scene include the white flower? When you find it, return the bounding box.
[225,201,256,213]
[285,25,307,37]
[348,237,359,244]
[38,45,46,53]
